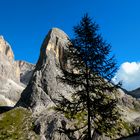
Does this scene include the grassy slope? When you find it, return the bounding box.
[0,107,40,140]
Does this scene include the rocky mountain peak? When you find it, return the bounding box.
[16,28,72,114]
[43,28,69,54]
[0,37,24,106]
[0,36,14,62]
[0,36,20,83]
[36,28,69,70]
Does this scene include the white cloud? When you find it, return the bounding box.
[113,62,140,91]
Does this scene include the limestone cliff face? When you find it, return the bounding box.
[0,36,20,82]
[17,60,35,85]
[0,36,14,62]
[15,28,72,140]
[37,28,69,70]
[16,28,71,114]
[0,36,24,106]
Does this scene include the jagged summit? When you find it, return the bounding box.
[49,28,69,39]
[0,36,14,62]
[0,36,35,106]
[0,36,19,82]
[0,36,23,106]
[36,28,69,70]
[43,28,69,53]
[15,28,74,139]
[16,28,71,113]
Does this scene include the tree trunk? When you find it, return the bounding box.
[86,65,91,140]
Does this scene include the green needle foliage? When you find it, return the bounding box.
[55,13,120,140]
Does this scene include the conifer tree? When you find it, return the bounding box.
[55,14,120,139]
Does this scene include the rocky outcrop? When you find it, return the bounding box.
[0,36,24,106]
[0,76,24,106]
[15,28,74,140]
[0,36,14,62]
[0,36,20,82]
[17,60,35,85]
[16,28,71,113]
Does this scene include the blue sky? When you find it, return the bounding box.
[1,0,140,90]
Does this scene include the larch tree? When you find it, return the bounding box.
[55,14,120,140]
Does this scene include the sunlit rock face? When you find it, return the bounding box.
[0,36,20,82]
[15,28,73,140]
[16,28,71,113]
[0,36,14,62]
[37,28,69,70]
[0,36,23,106]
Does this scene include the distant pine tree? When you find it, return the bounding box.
[55,14,120,139]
